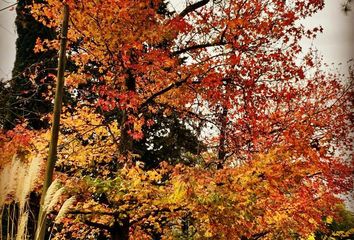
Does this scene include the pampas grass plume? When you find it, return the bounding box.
[18,156,42,212]
[55,196,76,223]
[43,179,60,212]
[0,163,12,206]
[27,156,41,192]
[16,211,29,240]
[8,155,21,194]
[15,164,27,207]
[45,186,65,213]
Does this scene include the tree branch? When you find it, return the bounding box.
[179,0,210,18]
[172,41,227,56]
[0,3,17,12]
[84,220,112,230]
[68,210,120,216]
[251,231,269,240]
[130,206,185,225]
[138,75,191,111]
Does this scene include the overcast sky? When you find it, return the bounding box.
[301,0,354,75]
[1,0,353,80]
[0,1,16,80]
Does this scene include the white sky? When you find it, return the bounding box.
[0,1,16,80]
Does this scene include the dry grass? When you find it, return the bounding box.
[15,166,27,212]
[0,157,20,207]
[15,211,29,240]
[36,180,76,240]
[1,156,75,240]
[46,187,65,213]
[0,155,42,240]
[43,180,61,212]
[18,157,41,212]
[54,196,75,224]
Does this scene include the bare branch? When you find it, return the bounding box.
[172,41,227,56]
[84,220,112,230]
[179,0,210,18]
[138,75,191,111]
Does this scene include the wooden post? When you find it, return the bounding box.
[35,4,69,240]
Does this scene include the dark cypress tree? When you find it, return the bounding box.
[135,107,205,169]
[3,0,56,130]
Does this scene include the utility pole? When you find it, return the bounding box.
[35,4,69,240]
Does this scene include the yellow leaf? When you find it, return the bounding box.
[307,233,315,240]
[325,216,333,224]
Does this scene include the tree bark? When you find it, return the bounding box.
[217,105,228,169]
[119,70,136,156]
[110,218,130,240]
[217,80,228,169]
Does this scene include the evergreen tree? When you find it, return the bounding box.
[3,0,56,130]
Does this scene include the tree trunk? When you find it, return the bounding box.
[217,105,228,169]
[110,218,130,240]
[119,110,133,155]
[217,80,228,169]
[119,69,136,157]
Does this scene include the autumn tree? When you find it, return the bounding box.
[1,0,352,239]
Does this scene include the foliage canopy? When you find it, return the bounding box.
[1,0,353,239]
